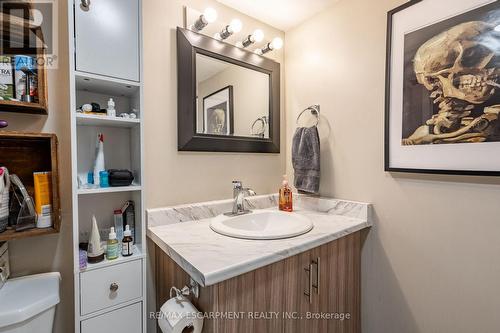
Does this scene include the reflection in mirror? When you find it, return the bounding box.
[196,53,270,138]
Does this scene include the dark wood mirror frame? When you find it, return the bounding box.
[177,27,280,153]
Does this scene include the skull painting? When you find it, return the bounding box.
[208,108,226,134]
[402,19,500,145]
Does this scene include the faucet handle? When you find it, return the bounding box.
[232,180,243,189]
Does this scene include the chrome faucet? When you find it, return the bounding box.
[226,181,256,216]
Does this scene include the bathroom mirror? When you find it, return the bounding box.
[177,27,280,153]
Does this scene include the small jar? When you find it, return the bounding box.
[99,171,109,188]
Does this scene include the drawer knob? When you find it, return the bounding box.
[110,282,119,292]
[80,0,90,10]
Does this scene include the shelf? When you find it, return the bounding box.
[0,131,61,234]
[0,227,58,242]
[75,71,140,97]
[77,184,142,195]
[0,99,47,115]
[75,71,141,86]
[80,245,144,272]
[76,113,141,128]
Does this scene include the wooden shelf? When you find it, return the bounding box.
[77,184,142,195]
[76,113,140,128]
[0,131,61,235]
[0,227,57,242]
[0,11,48,115]
[0,100,47,115]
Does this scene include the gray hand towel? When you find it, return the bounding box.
[292,126,320,194]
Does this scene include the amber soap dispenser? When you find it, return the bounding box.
[279,175,293,212]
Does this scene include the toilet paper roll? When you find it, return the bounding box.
[158,296,203,333]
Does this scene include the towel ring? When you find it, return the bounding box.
[296,104,320,127]
[251,116,268,137]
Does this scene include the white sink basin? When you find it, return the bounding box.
[210,210,313,240]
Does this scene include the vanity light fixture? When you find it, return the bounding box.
[237,29,264,48]
[214,18,243,40]
[255,37,284,55]
[191,7,218,32]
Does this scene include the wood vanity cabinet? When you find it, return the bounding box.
[155,231,361,333]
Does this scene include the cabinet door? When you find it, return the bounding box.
[74,0,140,81]
[81,302,142,333]
[320,232,361,333]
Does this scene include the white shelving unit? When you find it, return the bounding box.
[76,114,141,128]
[68,1,146,332]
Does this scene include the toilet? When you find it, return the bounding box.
[0,272,60,333]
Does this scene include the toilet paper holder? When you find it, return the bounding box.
[170,278,199,299]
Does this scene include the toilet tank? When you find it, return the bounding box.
[0,272,61,333]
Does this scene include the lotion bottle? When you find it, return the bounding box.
[279,175,293,212]
[106,227,119,260]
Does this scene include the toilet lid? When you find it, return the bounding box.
[0,272,61,328]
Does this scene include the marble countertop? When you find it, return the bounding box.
[147,194,372,287]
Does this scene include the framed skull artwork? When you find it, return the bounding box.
[385,0,500,175]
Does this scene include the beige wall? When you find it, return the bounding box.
[285,0,500,332]
[143,1,285,331]
[143,0,285,208]
[1,0,73,332]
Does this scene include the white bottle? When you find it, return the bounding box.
[107,98,116,117]
[93,133,105,186]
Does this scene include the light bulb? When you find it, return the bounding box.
[192,7,217,31]
[271,37,283,50]
[229,19,243,33]
[252,29,264,43]
[203,7,217,23]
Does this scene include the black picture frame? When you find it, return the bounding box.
[177,27,280,153]
[202,85,234,135]
[384,0,500,176]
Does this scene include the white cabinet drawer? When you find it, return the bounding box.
[80,259,142,315]
[81,302,142,333]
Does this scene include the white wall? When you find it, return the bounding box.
[1,1,73,332]
[285,0,500,332]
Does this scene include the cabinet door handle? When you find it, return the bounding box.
[110,282,119,292]
[304,263,313,304]
[312,257,320,295]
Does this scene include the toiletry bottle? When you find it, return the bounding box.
[99,170,109,188]
[93,133,105,186]
[122,201,135,244]
[279,175,293,212]
[87,215,104,263]
[122,225,133,257]
[107,98,116,117]
[106,227,119,260]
